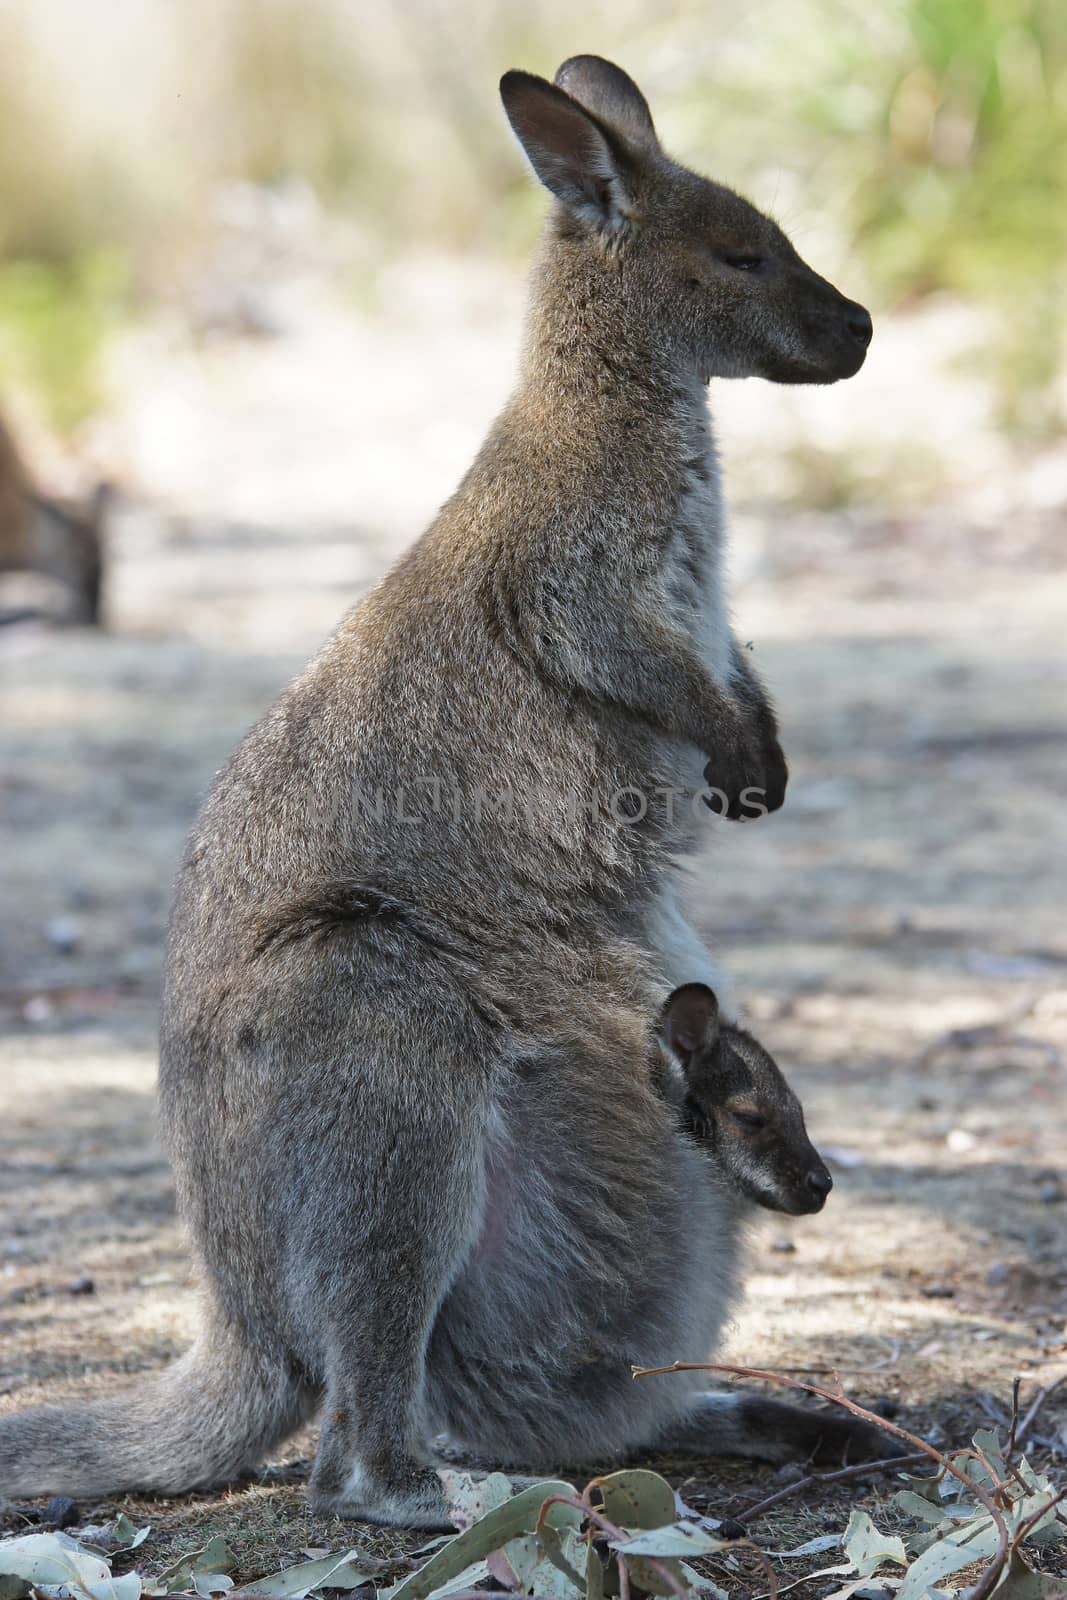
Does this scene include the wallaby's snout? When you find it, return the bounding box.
[804,1162,834,1211]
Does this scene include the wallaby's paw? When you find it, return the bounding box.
[309,1461,453,1528]
[703,733,788,821]
[758,735,788,814]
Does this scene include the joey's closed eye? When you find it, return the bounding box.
[730,1108,768,1132]
[721,253,764,273]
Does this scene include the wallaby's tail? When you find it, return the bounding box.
[0,1319,315,1498]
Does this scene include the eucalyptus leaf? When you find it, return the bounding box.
[0,1531,141,1600]
[193,1574,234,1598]
[611,1522,728,1559]
[146,1536,237,1598]
[982,1551,1067,1599]
[112,1517,151,1553]
[595,1469,677,1533]
[896,1514,1001,1600]
[386,1479,577,1600]
[421,1558,491,1600]
[438,1470,514,1531]
[678,1562,728,1600]
[841,1510,908,1578]
[536,1524,588,1594]
[230,1549,380,1598]
[766,1534,846,1558]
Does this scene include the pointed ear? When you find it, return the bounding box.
[554,55,660,154]
[659,984,720,1071]
[500,69,640,236]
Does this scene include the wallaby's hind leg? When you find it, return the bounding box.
[283,987,494,1527]
[654,1391,905,1465]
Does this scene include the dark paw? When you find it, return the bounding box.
[701,745,780,821]
[759,737,788,814]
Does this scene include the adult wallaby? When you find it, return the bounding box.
[0,412,105,625]
[0,58,878,1522]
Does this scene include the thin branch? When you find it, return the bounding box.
[1014,1374,1067,1452]
[632,1360,1011,1600]
[1007,1376,1023,1459]
[741,1450,930,1522]
[1011,1482,1067,1552]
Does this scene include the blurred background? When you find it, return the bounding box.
[2,0,1065,1489]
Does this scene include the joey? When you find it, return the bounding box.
[658,982,833,1215]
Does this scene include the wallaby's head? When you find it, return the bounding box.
[500,55,871,385]
[659,983,833,1215]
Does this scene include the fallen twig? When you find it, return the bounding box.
[740,1450,931,1522]
[631,1360,1012,1600]
[1014,1373,1067,1453]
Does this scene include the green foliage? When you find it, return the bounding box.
[0,252,128,434]
[0,1,1062,442]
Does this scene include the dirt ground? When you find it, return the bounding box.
[1,272,1065,1589]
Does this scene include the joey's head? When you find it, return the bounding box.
[500,55,872,385]
[659,983,833,1216]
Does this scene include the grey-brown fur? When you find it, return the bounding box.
[0,58,882,1523]
[0,413,105,625]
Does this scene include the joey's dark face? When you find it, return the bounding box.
[684,1028,833,1215]
[643,174,873,386]
[659,984,833,1216]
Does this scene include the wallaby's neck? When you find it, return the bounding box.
[516,229,714,455]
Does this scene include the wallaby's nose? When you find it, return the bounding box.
[806,1166,833,1203]
[846,305,873,348]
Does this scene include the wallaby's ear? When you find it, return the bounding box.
[554,55,659,154]
[659,984,720,1071]
[500,69,640,236]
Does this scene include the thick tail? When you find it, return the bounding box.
[0,1319,315,1499]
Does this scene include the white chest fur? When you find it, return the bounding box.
[662,401,734,690]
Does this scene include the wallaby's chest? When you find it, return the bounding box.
[662,437,733,690]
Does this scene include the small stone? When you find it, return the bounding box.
[719,1518,748,1541]
[946,1128,976,1153]
[1038,1177,1063,1204]
[986,1262,1010,1286]
[920,1283,955,1299]
[770,1233,796,1254]
[45,1496,79,1529]
[45,917,80,956]
[66,1276,95,1296]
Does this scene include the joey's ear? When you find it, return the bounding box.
[500,69,640,235]
[659,983,720,1071]
[554,55,660,154]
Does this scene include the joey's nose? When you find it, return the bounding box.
[806,1167,833,1204]
[846,305,873,348]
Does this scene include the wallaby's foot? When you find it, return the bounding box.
[309,1456,453,1528]
[658,1391,907,1467]
[734,1394,907,1465]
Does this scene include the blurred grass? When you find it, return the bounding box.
[0,0,1063,444]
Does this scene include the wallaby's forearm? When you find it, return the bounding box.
[553,610,749,760]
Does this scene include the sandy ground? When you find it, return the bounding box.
[1,263,1065,1587]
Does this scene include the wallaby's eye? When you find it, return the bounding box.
[731,1108,768,1133]
[723,253,764,273]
